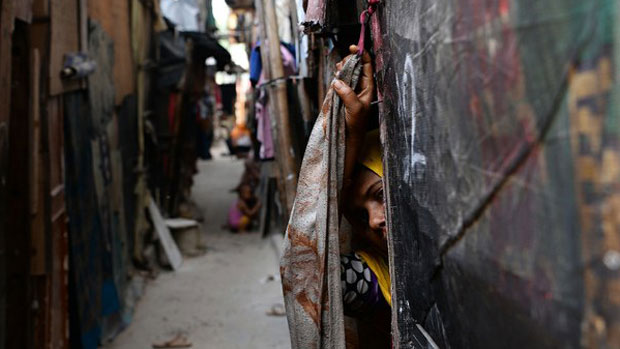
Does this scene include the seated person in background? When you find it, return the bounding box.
[227,183,261,233]
[333,45,391,348]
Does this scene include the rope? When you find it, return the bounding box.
[357,0,380,56]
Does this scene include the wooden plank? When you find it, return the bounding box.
[29,25,48,278]
[30,48,47,276]
[31,275,50,349]
[30,49,40,215]
[78,0,86,50]
[46,98,63,189]
[88,0,135,104]
[29,24,49,272]
[6,19,32,349]
[32,0,49,18]
[131,0,151,264]
[48,210,69,348]
[165,218,198,230]
[0,16,13,336]
[148,197,183,271]
[14,0,33,22]
[49,0,80,95]
[45,95,69,348]
[0,0,14,123]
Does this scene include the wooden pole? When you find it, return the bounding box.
[255,0,289,219]
[261,0,298,214]
[254,0,271,79]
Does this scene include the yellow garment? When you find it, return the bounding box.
[359,130,383,177]
[357,250,391,306]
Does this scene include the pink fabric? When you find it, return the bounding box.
[255,99,274,159]
[303,0,326,28]
[227,200,243,228]
[256,44,296,159]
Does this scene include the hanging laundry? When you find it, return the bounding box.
[249,41,296,86]
[252,43,297,160]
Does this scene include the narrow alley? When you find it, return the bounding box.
[0,0,619,348]
[107,144,290,349]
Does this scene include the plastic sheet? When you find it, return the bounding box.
[376,0,620,347]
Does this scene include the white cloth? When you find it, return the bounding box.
[161,0,200,32]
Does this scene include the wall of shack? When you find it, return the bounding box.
[374,0,620,347]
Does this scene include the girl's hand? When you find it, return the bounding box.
[332,45,375,138]
[331,45,376,191]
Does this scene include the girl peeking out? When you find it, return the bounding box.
[334,46,391,347]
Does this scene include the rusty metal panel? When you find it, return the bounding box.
[376,0,620,347]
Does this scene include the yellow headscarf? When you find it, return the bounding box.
[359,129,383,177]
[356,129,391,306]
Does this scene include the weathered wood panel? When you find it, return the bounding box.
[88,0,135,105]
[32,0,50,18]
[46,97,69,349]
[376,0,620,347]
[0,1,12,344]
[14,0,33,22]
[6,19,32,349]
[63,91,105,349]
[49,0,80,95]
[30,47,46,276]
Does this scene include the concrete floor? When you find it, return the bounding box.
[106,153,291,349]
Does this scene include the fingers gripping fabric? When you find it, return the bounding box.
[281,55,362,349]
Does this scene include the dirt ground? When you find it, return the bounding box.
[106,148,291,349]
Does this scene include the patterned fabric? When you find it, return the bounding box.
[280,55,363,349]
[340,253,381,316]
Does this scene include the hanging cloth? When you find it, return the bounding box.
[281,55,363,348]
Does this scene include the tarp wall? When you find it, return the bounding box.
[376,0,620,347]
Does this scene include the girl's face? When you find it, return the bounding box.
[343,167,388,254]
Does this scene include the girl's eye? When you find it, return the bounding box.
[376,189,384,202]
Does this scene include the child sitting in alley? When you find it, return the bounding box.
[227,183,261,233]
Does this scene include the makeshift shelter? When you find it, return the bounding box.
[277,0,620,347]
[0,1,231,348]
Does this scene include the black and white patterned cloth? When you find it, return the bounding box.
[340,253,382,316]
